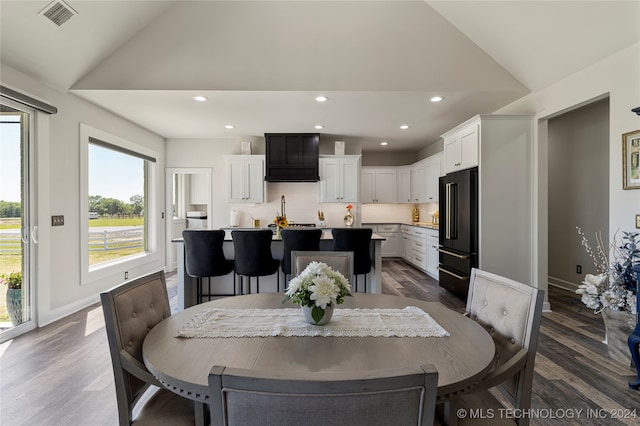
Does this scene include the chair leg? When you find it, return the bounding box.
[256,276,260,294]
[208,277,212,301]
[197,277,202,304]
[233,273,236,296]
[364,274,367,293]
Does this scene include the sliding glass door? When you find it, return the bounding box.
[0,100,35,340]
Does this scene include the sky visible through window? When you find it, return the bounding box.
[0,115,21,202]
[89,144,144,202]
[2,122,145,204]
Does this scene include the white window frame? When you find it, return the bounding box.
[79,123,160,285]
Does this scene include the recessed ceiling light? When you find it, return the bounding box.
[224,125,234,129]
[315,96,328,102]
[381,142,388,146]
[430,96,444,103]
[315,125,324,129]
[400,125,409,130]
[193,96,207,102]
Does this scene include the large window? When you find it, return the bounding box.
[80,124,159,284]
[88,143,147,265]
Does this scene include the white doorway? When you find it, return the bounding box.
[164,168,212,272]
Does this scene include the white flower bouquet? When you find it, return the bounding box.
[575,228,639,315]
[284,261,352,324]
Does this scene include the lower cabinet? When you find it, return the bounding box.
[400,225,439,279]
[426,233,439,279]
[367,224,399,257]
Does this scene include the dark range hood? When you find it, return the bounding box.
[265,133,320,182]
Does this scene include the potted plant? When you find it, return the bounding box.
[284,262,352,325]
[1,271,23,326]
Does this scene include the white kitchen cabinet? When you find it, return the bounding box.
[400,224,439,278]
[360,168,397,204]
[369,224,399,257]
[426,231,439,279]
[443,120,479,174]
[397,167,412,203]
[410,161,426,203]
[226,155,265,203]
[189,173,209,205]
[424,153,443,202]
[319,155,360,203]
[400,225,427,271]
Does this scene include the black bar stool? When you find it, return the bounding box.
[331,228,373,292]
[231,230,280,294]
[280,228,323,290]
[182,229,235,304]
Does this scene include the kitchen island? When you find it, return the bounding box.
[172,229,385,310]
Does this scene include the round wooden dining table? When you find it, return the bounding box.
[143,293,495,407]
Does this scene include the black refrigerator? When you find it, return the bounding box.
[438,167,478,299]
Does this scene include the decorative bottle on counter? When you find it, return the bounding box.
[412,205,419,223]
[343,205,354,227]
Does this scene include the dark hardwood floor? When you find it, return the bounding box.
[1,260,639,425]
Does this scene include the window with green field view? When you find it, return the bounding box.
[88,142,148,266]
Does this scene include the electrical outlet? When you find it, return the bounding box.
[51,215,64,226]
[124,271,129,280]
[576,265,582,274]
[636,214,640,229]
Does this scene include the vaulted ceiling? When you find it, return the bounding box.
[1,1,638,152]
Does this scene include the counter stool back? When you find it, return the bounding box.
[280,228,323,289]
[331,228,373,292]
[182,229,235,303]
[232,229,280,294]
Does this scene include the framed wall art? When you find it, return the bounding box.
[622,129,640,189]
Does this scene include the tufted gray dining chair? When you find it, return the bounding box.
[442,268,544,426]
[291,250,353,281]
[209,364,439,426]
[101,271,196,425]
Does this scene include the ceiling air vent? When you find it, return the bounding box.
[39,0,77,27]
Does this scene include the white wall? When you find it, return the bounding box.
[495,42,640,308]
[1,65,167,326]
[548,99,609,289]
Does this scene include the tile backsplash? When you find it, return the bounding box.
[227,182,439,228]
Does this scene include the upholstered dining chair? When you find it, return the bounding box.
[209,364,439,426]
[442,268,544,426]
[100,271,196,425]
[291,250,354,281]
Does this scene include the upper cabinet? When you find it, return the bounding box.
[397,167,412,203]
[424,153,443,202]
[319,155,360,203]
[189,173,209,205]
[265,133,319,182]
[361,168,397,203]
[408,155,441,203]
[226,155,265,203]
[443,120,479,174]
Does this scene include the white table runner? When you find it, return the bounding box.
[176,306,449,338]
